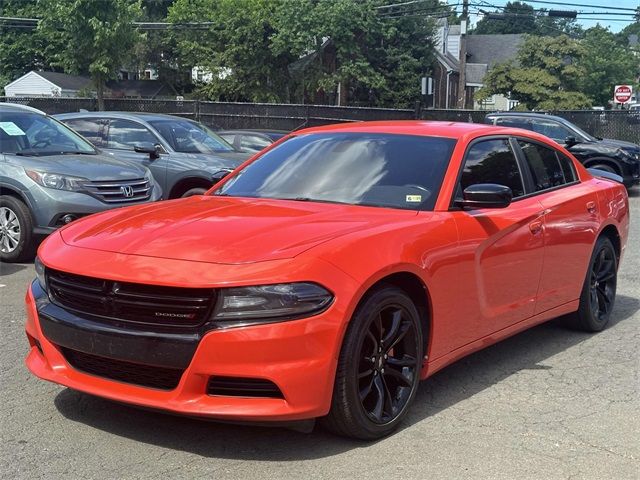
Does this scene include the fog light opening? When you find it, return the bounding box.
[26,333,43,354]
[61,214,77,224]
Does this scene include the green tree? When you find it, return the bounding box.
[367,13,437,108]
[168,0,294,102]
[472,1,581,36]
[476,35,592,110]
[579,26,637,106]
[271,0,385,105]
[473,2,537,35]
[0,0,59,92]
[38,0,142,109]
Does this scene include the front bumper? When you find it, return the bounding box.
[25,278,348,421]
[27,180,162,235]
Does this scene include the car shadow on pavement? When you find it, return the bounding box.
[54,294,639,460]
[0,262,28,276]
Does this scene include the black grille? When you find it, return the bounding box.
[61,347,183,390]
[46,269,216,328]
[82,178,152,203]
[207,377,284,399]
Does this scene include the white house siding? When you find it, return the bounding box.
[447,36,460,61]
[4,71,63,97]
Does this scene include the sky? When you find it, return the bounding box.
[453,0,639,33]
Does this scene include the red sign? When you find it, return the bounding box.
[613,85,633,104]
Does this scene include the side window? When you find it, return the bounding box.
[530,119,572,142]
[219,134,236,145]
[240,134,271,153]
[459,139,525,198]
[63,118,105,147]
[518,141,567,191]
[557,152,577,183]
[106,119,158,150]
[494,117,532,130]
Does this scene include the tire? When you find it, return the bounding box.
[590,164,617,175]
[568,236,618,332]
[0,195,36,263]
[181,187,207,198]
[323,285,424,440]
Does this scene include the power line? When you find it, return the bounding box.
[517,1,637,12]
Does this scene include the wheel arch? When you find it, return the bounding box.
[582,157,623,175]
[0,183,33,209]
[168,175,215,199]
[344,268,433,371]
[598,223,621,264]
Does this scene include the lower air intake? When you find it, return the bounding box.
[61,347,184,390]
[207,376,284,399]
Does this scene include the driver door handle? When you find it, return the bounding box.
[529,220,543,235]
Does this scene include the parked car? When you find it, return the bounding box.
[484,112,640,188]
[26,121,629,439]
[218,129,289,154]
[0,103,161,262]
[56,112,251,198]
[628,104,640,124]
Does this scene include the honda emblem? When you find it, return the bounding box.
[120,185,134,198]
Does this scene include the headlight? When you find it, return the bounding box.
[212,282,333,326]
[25,170,87,192]
[34,256,47,292]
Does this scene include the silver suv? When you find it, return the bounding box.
[0,103,161,262]
[55,112,251,198]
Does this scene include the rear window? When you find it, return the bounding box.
[216,132,457,211]
[518,141,576,191]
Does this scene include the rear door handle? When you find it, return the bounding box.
[529,220,543,235]
[587,201,597,214]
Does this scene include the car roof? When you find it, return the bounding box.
[0,103,46,115]
[484,111,569,123]
[219,129,290,135]
[295,120,508,139]
[54,111,194,122]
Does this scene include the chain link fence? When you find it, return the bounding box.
[2,96,638,143]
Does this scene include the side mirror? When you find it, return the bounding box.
[455,184,513,209]
[564,136,578,147]
[134,142,161,160]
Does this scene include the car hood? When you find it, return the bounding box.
[577,138,640,154]
[170,151,251,171]
[11,152,148,180]
[60,196,418,264]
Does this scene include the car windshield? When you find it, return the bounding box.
[149,119,234,154]
[569,122,597,142]
[0,111,96,156]
[215,132,456,211]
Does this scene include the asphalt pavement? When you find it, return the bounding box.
[1,191,638,480]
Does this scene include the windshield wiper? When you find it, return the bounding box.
[57,151,96,155]
[13,151,41,157]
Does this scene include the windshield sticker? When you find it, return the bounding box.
[0,122,26,136]
[406,194,422,203]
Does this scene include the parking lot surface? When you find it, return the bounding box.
[1,191,638,480]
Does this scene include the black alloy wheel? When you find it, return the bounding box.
[569,236,618,332]
[358,304,420,424]
[324,286,424,440]
[588,240,617,324]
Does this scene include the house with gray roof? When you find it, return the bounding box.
[4,71,93,98]
[4,71,178,100]
[432,20,523,110]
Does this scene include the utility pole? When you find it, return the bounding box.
[457,0,469,109]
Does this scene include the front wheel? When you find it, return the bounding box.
[568,236,618,332]
[181,187,207,198]
[0,195,36,263]
[323,286,424,440]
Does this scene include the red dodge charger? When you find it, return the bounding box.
[25,121,629,439]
